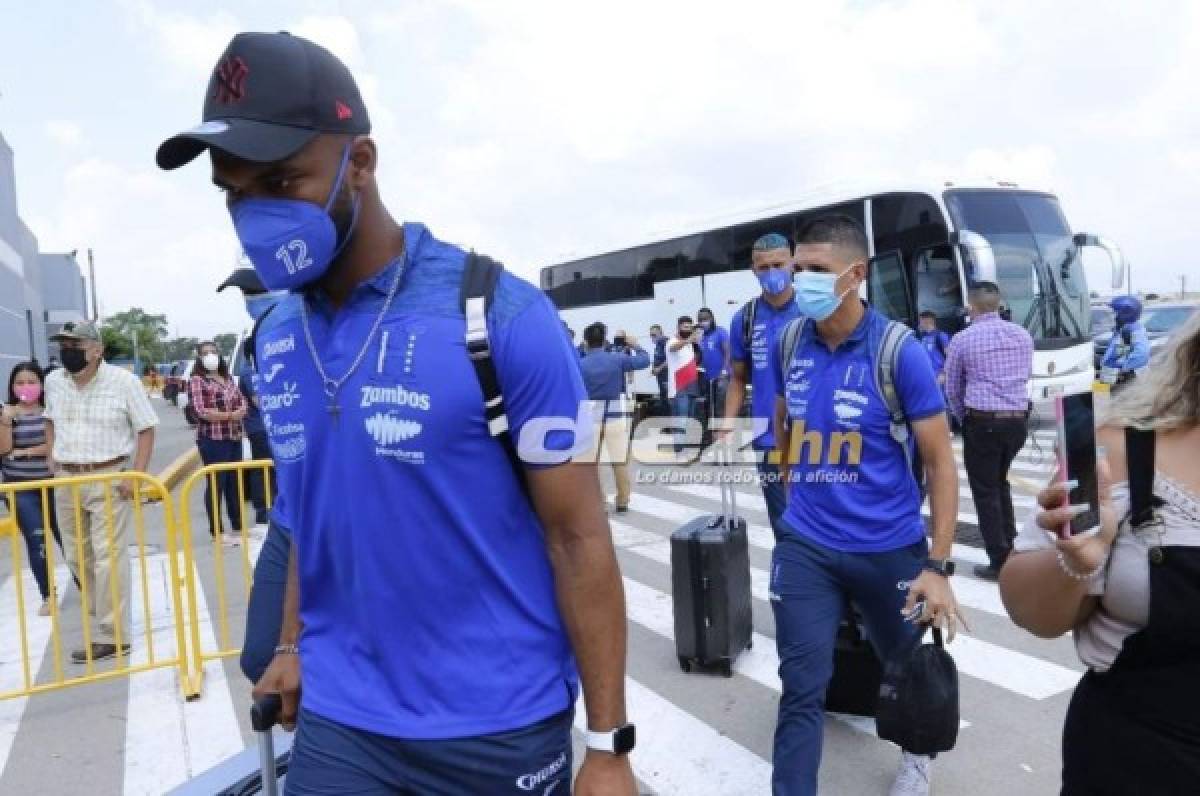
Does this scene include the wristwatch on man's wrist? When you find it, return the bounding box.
[923,557,955,577]
[585,724,636,756]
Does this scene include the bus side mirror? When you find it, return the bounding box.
[1073,233,1127,290]
[951,230,997,284]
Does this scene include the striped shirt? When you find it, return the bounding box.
[188,375,246,441]
[943,312,1033,418]
[2,409,53,480]
[44,363,159,465]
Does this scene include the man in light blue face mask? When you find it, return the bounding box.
[724,233,802,541]
[768,215,961,796]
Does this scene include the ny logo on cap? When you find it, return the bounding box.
[213,56,250,104]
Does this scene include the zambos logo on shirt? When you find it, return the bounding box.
[359,384,432,411]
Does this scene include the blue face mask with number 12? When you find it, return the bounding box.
[229,145,359,291]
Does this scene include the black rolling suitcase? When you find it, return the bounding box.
[169,695,289,795]
[825,607,884,717]
[671,459,753,677]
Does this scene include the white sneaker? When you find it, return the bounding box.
[889,751,931,796]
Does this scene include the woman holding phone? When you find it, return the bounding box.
[999,313,1200,794]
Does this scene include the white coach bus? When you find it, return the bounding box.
[541,180,1126,402]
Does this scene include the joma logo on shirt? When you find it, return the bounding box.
[359,384,432,411]
[769,420,863,466]
[262,335,295,359]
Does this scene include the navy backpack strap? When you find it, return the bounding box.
[244,302,277,372]
[741,298,757,355]
[460,252,528,492]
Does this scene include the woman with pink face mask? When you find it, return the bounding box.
[0,362,64,616]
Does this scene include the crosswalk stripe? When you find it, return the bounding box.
[0,566,70,778]
[574,678,773,795]
[951,544,990,567]
[622,495,1007,616]
[124,532,265,794]
[611,521,1079,700]
[620,502,1013,616]
[621,576,965,737]
[123,553,242,793]
[628,490,993,572]
[173,558,242,786]
[123,554,190,795]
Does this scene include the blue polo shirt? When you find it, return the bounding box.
[917,329,951,375]
[699,325,730,380]
[730,296,801,450]
[579,347,650,419]
[254,223,587,739]
[771,306,944,552]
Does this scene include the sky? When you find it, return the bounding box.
[1,0,1197,338]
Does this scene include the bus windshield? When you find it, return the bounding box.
[945,190,1088,345]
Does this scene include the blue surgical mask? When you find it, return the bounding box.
[244,291,287,320]
[757,266,792,296]
[230,145,360,290]
[793,268,855,321]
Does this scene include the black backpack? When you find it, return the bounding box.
[739,298,758,355]
[459,252,527,491]
[875,627,960,754]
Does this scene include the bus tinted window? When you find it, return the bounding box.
[868,250,914,323]
[871,193,948,261]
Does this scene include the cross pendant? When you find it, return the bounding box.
[327,402,341,424]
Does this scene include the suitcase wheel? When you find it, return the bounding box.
[678,656,692,673]
[719,660,734,678]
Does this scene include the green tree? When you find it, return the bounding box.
[163,337,201,362]
[100,326,133,361]
[102,308,169,364]
[213,333,239,359]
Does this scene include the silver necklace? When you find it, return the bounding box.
[300,249,406,424]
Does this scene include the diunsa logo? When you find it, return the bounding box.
[515,751,568,791]
[262,335,295,359]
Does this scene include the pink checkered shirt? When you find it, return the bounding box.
[943,312,1033,419]
[188,375,246,441]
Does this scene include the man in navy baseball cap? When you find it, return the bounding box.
[157,32,370,170]
[158,32,635,795]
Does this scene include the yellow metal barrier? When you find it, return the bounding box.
[175,459,273,698]
[0,472,191,701]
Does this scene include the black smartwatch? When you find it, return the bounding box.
[585,723,636,756]
[923,557,955,577]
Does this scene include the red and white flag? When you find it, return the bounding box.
[667,344,698,399]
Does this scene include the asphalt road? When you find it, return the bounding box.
[0,397,1081,795]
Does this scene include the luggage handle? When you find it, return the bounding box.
[251,695,283,796]
[251,693,282,733]
[714,441,737,528]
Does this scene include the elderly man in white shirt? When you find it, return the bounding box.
[44,321,158,664]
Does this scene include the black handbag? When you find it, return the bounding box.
[875,626,960,754]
